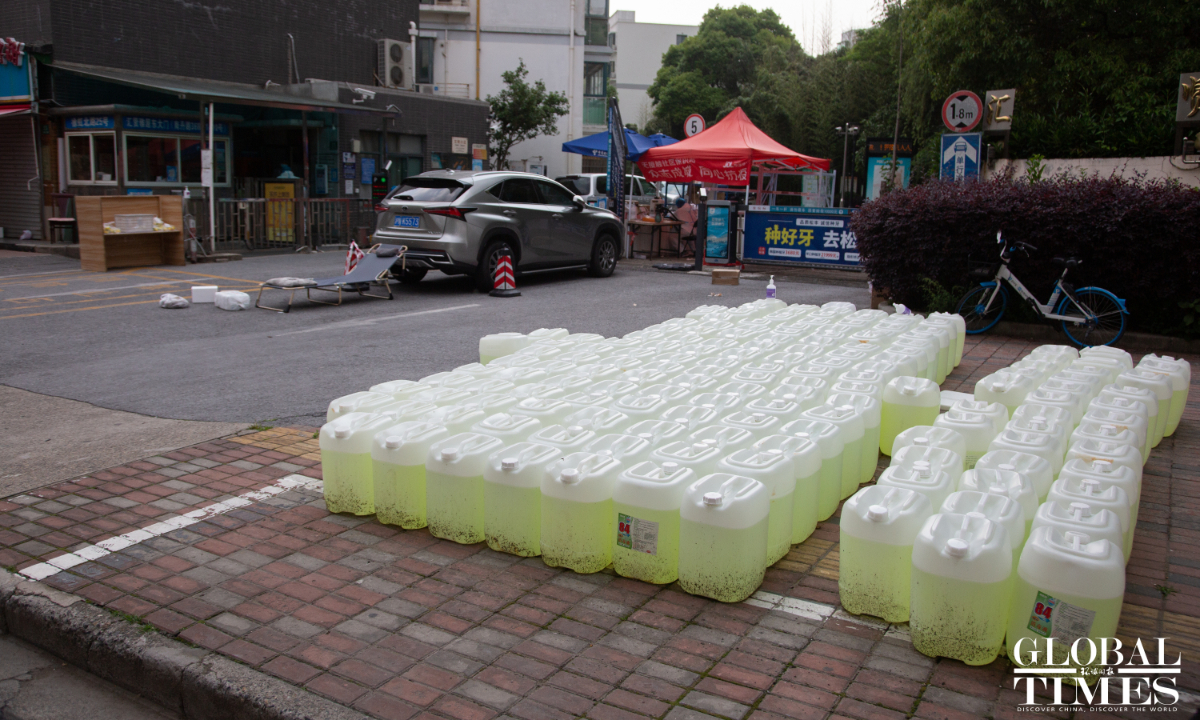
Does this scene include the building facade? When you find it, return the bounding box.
[607,11,697,140]
[0,0,489,240]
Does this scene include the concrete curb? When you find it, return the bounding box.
[0,570,367,720]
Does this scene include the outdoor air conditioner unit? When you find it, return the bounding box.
[377,39,414,89]
[418,84,436,95]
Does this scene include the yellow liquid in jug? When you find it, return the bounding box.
[910,568,1012,666]
[678,518,768,603]
[321,450,375,515]
[1006,577,1122,684]
[879,405,939,456]
[767,496,793,566]
[541,496,613,574]
[425,470,486,544]
[838,535,914,623]
[860,425,881,484]
[373,461,426,528]
[484,484,541,557]
[613,504,680,585]
[840,436,863,499]
[1168,389,1186,436]
[793,472,819,543]
[817,457,843,521]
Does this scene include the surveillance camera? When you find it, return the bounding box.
[353,88,376,100]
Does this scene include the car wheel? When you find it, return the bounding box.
[396,267,427,284]
[588,234,618,278]
[476,240,516,292]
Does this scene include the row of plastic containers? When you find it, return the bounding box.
[319,300,967,602]
[841,342,1190,678]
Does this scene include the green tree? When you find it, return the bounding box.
[486,60,569,171]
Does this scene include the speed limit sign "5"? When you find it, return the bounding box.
[684,114,706,137]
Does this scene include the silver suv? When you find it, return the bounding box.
[373,170,624,291]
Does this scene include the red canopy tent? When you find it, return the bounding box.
[637,107,830,186]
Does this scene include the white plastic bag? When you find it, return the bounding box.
[214,290,251,311]
[159,293,189,309]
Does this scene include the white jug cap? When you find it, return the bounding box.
[1091,459,1113,472]
[333,424,351,439]
[675,417,690,425]
[995,383,1008,392]
[568,425,584,436]
[946,538,969,557]
[1081,478,1100,493]
[692,443,708,453]
[867,504,888,522]
[752,412,766,419]
[767,448,783,457]
[702,403,715,409]
[703,492,723,506]
[501,458,518,471]
[965,511,986,520]
[338,402,352,413]
[703,439,719,446]
[1069,501,1090,518]
[998,463,1015,471]
[913,437,929,445]
[782,394,796,402]
[839,404,854,412]
[1100,424,1117,435]
[662,461,679,473]
[914,461,931,477]
[794,431,810,439]
[441,448,459,462]
[638,432,653,440]
[560,467,580,484]
[385,435,402,449]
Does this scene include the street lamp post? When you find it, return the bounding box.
[835,124,860,208]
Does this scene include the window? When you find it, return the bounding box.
[536,180,577,205]
[676,34,688,45]
[584,63,607,97]
[416,37,435,85]
[388,178,465,203]
[124,135,229,185]
[497,179,539,204]
[66,133,117,184]
[584,0,608,46]
[554,176,590,195]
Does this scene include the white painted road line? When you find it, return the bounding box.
[271,303,481,337]
[18,474,323,581]
[8,281,192,300]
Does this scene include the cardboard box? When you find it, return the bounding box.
[712,268,740,286]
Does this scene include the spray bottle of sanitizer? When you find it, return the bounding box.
[766,275,777,299]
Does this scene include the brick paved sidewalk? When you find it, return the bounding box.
[3,335,1200,720]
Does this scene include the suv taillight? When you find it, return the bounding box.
[374,204,388,213]
[425,206,475,221]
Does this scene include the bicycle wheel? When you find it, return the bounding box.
[957,284,1008,334]
[1057,287,1126,347]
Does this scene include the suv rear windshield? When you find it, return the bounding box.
[555,176,590,196]
[388,178,466,203]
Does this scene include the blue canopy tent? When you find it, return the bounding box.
[646,133,679,149]
[561,128,669,161]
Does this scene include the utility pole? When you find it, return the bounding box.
[835,125,859,207]
[890,6,903,191]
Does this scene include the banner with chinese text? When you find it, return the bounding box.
[742,206,858,269]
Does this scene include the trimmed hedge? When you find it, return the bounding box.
[851,176,1200,335]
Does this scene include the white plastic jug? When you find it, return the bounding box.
[753,434,822,544]
[1006,527,1125,680]
[891,427,967,475]
[529,424,598,454]
[776,376,830,404]
[1080,345,1133,370]
[957,468,1038,539]
[974,371,1036,418]
[1083,406,1149,463]
[471,413,542,445]
[1099,384,1162,447]
[891,442,966,482]
[651,441,724,480]
[458,377,518,397]
[1070,420,1143,465]
[1030,501,1125,563]
[320,412,397,515]
[839,485,933,622]
[1067,359,1121,386]
[880,377,941,456]
[1029,344,1080,362]
[510,397,576,427]
[780,419,845,521]
[718,449,795,565]
[940,491,1026,568]
[688,392,744,415]
[926,312,966,367]
[950,399,1009,435]
[1046,477,1131,558]
[613,461,697,584]
[326,391,395,421]
[891,336,940,383]
[803,404,865,499]
[458,393,518,418]
[742,395,804,422]
[527,327,569,343]
[687,425,756,456]
[719,411,782,438]
[877,463,955,510]
[626,419,690,447]
[975,450,1054,502]
[368,379,422,399]
[1024,387,1085,426]
[424,404,488,435]
[483,442,561,557]
[1136,356,1190,437]
[418,371,477,390]
[828,392,883,485]
[371,420,450,529]
[910,513,1012,665]
[425,433,505,544]
[1043,375,1102,406]
[565,406,634,435]
[584,433,653,466]
[541,452,622,573]
[661,404,719,433]
[933,410,998,469]
[678,473,771,603]
[1004,417,1067,469]
[988,428,1065,475]
[875,350,922,380]
[1064,440,1143,488]
[1011,404,1074,435]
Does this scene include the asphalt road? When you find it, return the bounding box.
[2,252,868,427]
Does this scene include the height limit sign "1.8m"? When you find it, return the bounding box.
[942,90,982,132]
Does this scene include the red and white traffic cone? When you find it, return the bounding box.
[490,254,521,297]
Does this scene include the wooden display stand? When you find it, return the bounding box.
[77,195,185,271]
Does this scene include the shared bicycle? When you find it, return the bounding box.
[955,232,1127,347]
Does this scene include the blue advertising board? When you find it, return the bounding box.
[0,47,31,103]
[866,156,911,200]
[743,206,859,268]
[704,204,730,261]
[940,133,981,181]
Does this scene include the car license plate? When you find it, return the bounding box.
[393,215,420,228]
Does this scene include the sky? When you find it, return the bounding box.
[609,0,885,55]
